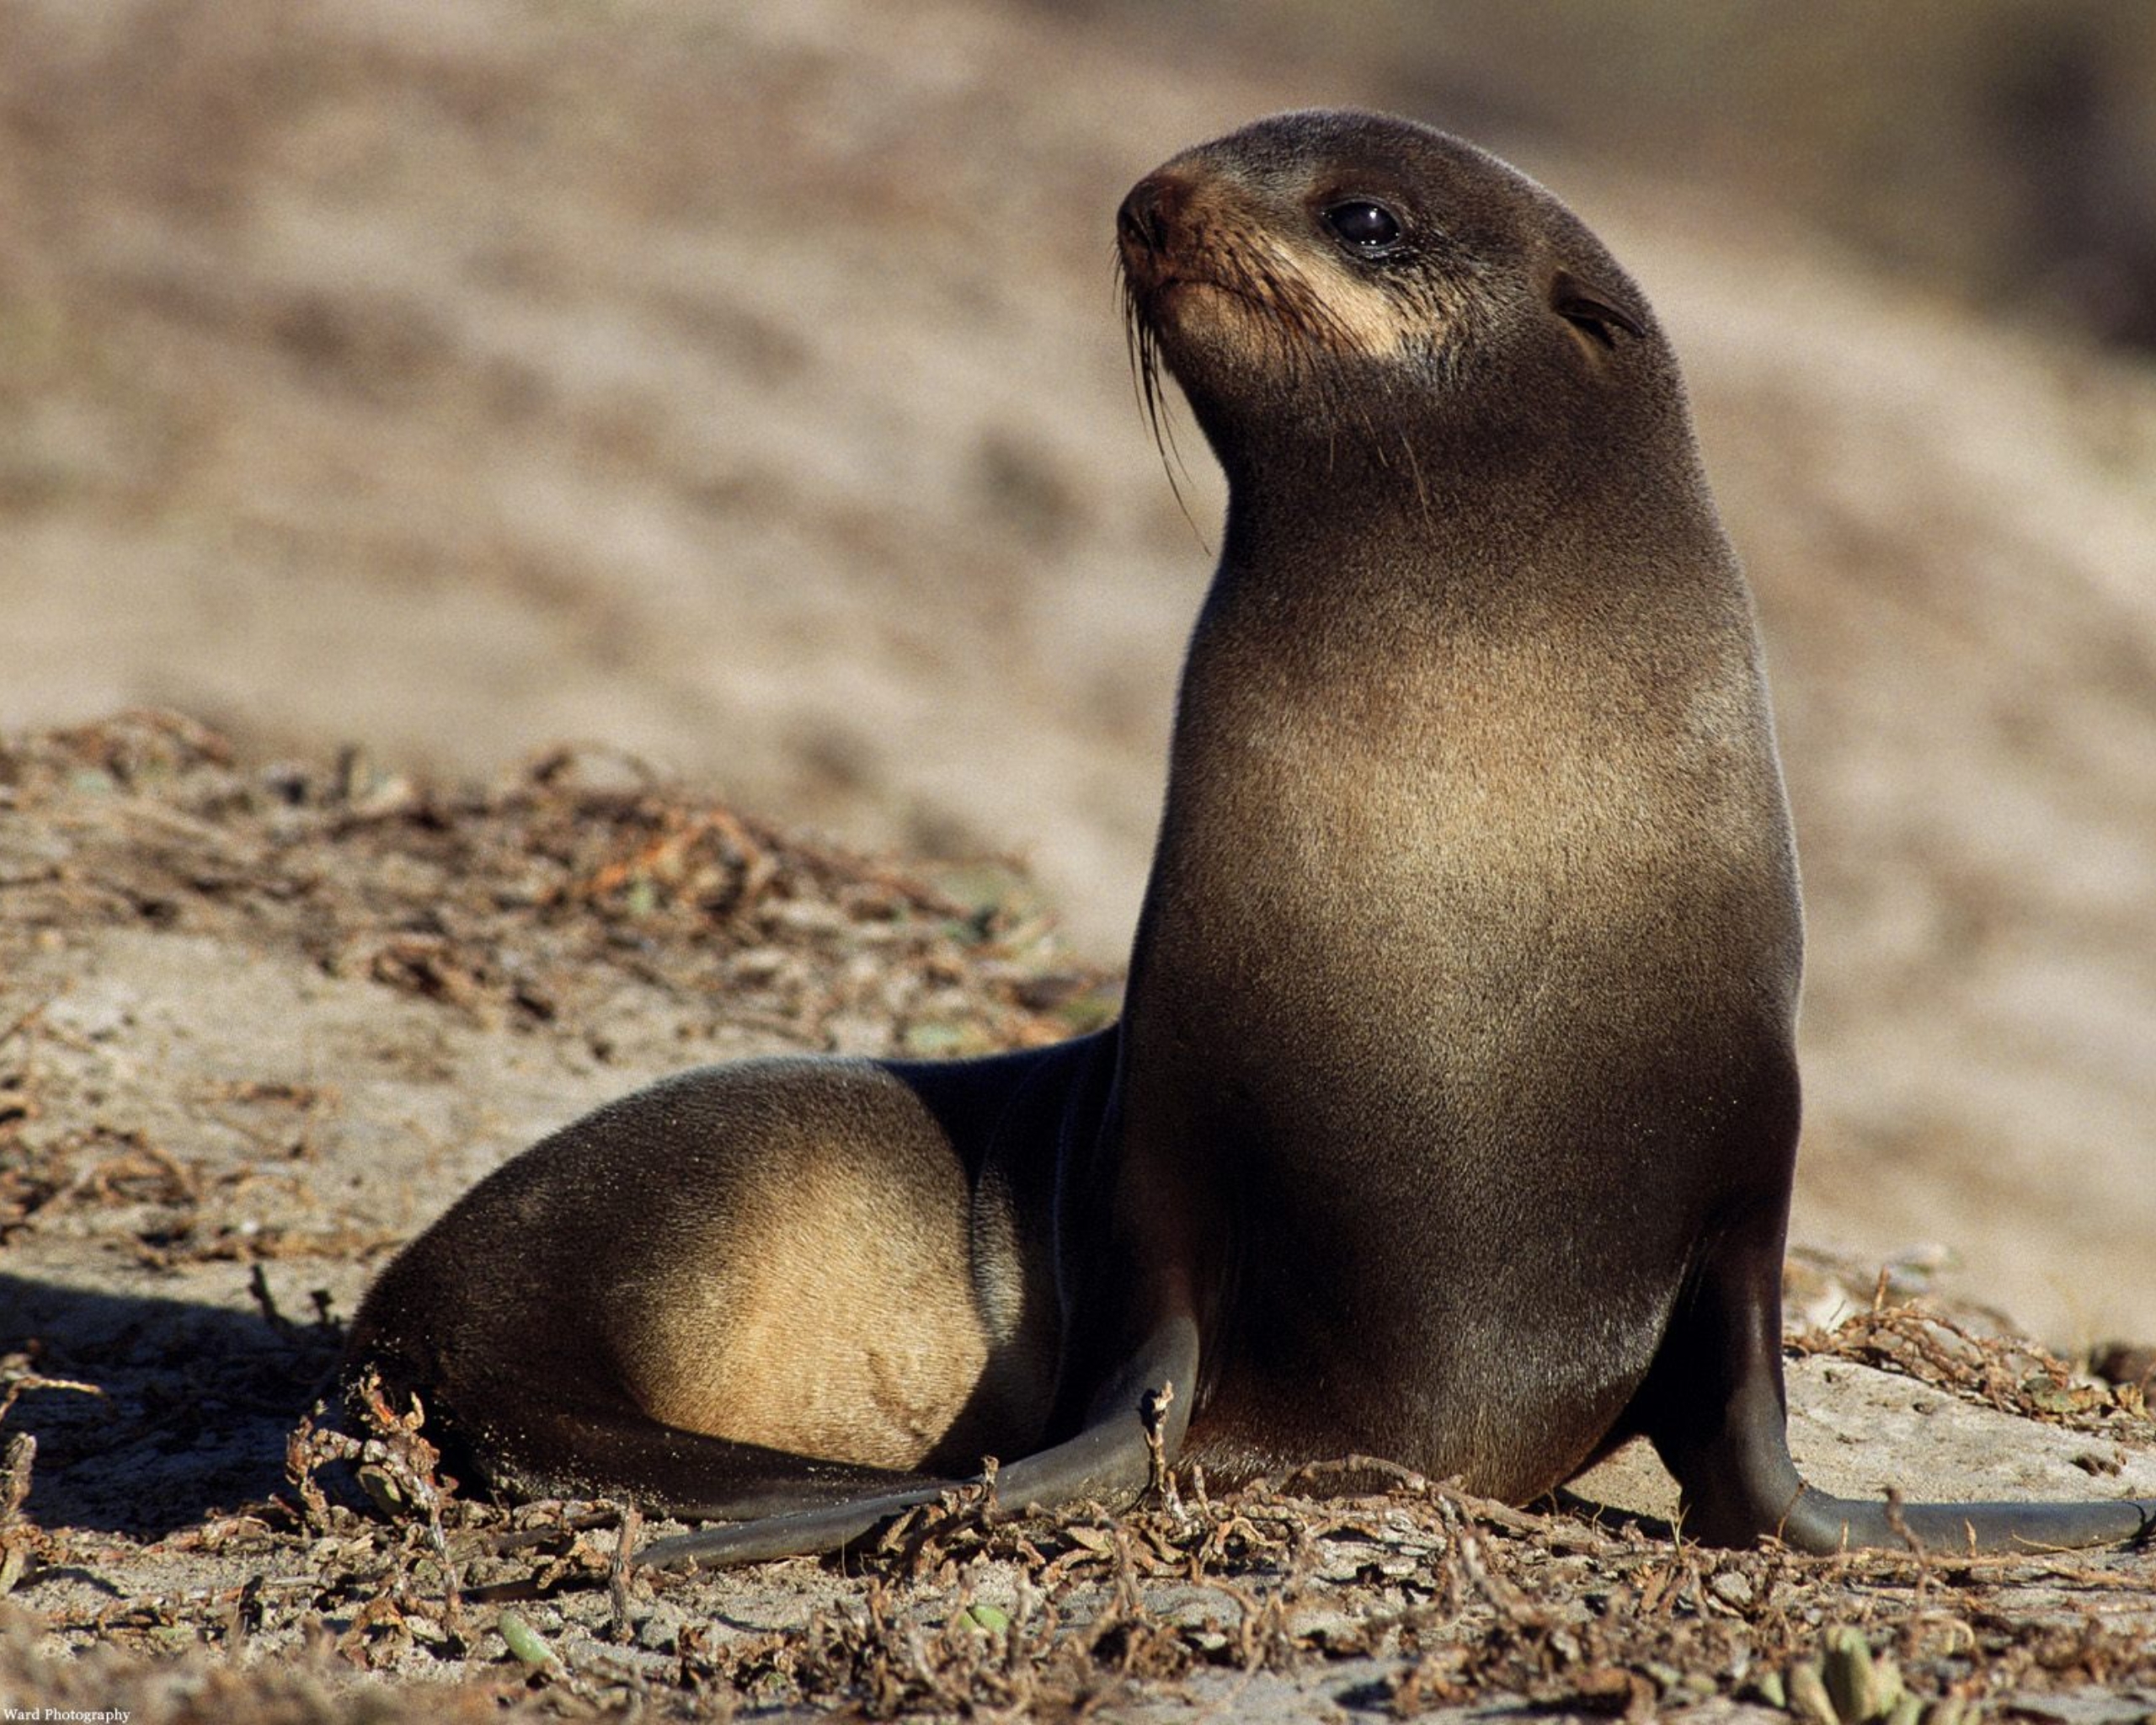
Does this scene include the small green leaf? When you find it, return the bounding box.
[961,1602,1011,1634]
[498,1608,559,1671]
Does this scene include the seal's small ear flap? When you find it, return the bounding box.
[1550,270,1647,350]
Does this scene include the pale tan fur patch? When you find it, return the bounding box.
[612,1086,992,1471]
[1250,230,1434,359]
[1174,180,1443,362]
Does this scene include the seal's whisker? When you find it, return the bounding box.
[1398,427,1434,523]
[1119,256,1207,547]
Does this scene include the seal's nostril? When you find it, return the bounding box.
[1117,173,1187,254]
[1117,186,1161,252]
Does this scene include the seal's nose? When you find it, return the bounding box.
[1117,171,1188,259]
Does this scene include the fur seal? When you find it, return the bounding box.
[342,109,2155,1563]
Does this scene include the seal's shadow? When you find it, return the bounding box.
[2,1271,341,1538]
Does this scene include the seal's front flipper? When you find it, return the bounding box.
[987,1307,1198,1510]
[638,1310,1200,1570]
[1778,1485,2154,1554]
[1642,1208,2156,1553]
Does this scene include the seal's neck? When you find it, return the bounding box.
[1205,431,1737,648]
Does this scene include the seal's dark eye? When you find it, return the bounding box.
[1322,200,1403,254]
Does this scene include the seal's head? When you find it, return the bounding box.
[1117,109,1678,492]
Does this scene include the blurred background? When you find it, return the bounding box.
[3,0,2153,1344]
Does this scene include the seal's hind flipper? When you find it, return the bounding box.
[1640,1207,2156,1553]
[464,1401,934,1524]
[639,1309,1200,1569]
